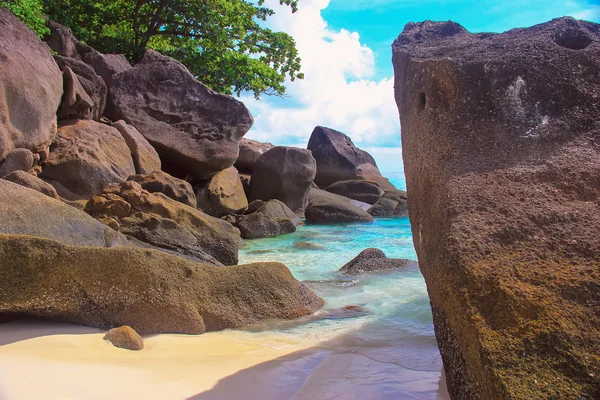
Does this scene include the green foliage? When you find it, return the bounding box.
[0,0,49,37]
[42,0,303,98]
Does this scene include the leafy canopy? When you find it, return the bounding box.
[0,0,49,36]
[42,0,303,98]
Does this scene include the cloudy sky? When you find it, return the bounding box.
[241,0,600,173]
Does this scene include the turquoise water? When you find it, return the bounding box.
[235,173,448,399]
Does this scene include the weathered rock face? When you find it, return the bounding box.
[231,199,300,239]
[85,181,243,265]
[104,326,144,350]
[307,126,394,190]
[393,18,600,399]
[248,146,316,214]
[83,52,131,87]
[2,171,59,199]
[234,138,274,172]
[0,9,62,160]
[338,248,415,275]
[112,121,161,175]
[41,120,136,200]
[0,179,125,247]
[0,148,36,177]
[128,170,194,207]
[54,56,108,121]
[45,20,94,60]
[325,180,384,205]
[367,189,408,217]
[305,189,374,224]
[57,66,93,120]
[0,234,325,334]
[196,166,248,217]
[106,50,253,180]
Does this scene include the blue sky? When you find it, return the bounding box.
[242,0,600,172]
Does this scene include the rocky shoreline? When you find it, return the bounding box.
[0,9,405,336]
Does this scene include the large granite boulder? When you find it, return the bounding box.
[196,166,248,217]
[85,181,243,265]
[248,146,316,214]
[339,248,416,275]
[2,170,59,199]
[83,52,131,87]
[0,179,125,247]
[53,55,108,121]
[0,9,62,160]
[41,119,136,200]
[325,180,384,205]
[106,50,253,180]
[0,234,325,334]
[307,126,394,190]
[305,189,374,224]
[234,138,274,172]
[367,189,408,217]
[112,120,161,175]
[128,170,195,207]
[230,199,300,239]
[393,18,600,399]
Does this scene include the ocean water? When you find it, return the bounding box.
[230,173,448,399]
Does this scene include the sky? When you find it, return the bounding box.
[241,0,600,173]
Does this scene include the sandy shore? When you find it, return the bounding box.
[0,320,448,400]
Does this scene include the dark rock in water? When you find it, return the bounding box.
[325,180,384,205]
[235,138,274,172]
[305,189,373,224]
[41,119,136,200]
[232,199,299,239]
[367,189,408,217]
[85,181,242,265]
[112,121,161,175]
[0,148,36,177]
[0,179,126,247]
[0,9,62,160]
[2,171,59,199]
[293,241,325,250]
[106,49,253,180]
[307,126,394,190]
[195,166,248,217]
[247,249,276,255]
[128,170,195,208]
[104,326,143,351]
[393,18,600,399]
[54,55,107,121]
[57,66,93,120]
[339,248,415,275]
[0,234,325,334]
[249,146,316,214]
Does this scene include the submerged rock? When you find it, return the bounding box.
[293,241,325,250]
[104,326,144,351]
[0,9,62,159]
[305,189,373,224]
[307,126,394,190]
[367,189,408,217]
[0,234,325,334]
[393,18,600,399]
[339,248,415,275]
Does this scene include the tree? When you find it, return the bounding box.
[0,0,49,37]
[42,0,304,98]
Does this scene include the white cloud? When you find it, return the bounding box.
[241,0,401,150]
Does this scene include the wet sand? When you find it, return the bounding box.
[0,320,448,399]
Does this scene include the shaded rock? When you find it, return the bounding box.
[45,20,94,60]
[339,248,415,275]
[128,170,194,207]
[0,148,36,177]
[0,9,62,159]
[83,52,131,87]
[248,146,316,214]
[106,50,253,180]
[293,241,324,250]
[57,66,93,120]
[2,170,59,199]
[195,166,248,217]
[307,126,394,190]
[235,138,274,172]
[305,189,373,224]
[53,55,108,121]
[231,199,300,239]
[325,180,384,205]
[85,181,243,265]
[239,172,251,197]
[244,199,264,215]
[0,234,325,334]
[112,120,161,175]
[104,326,143,351]
[393,18,600,399]
[0,179,125,247]
[367,189,408,217]
[41,120,135,200]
